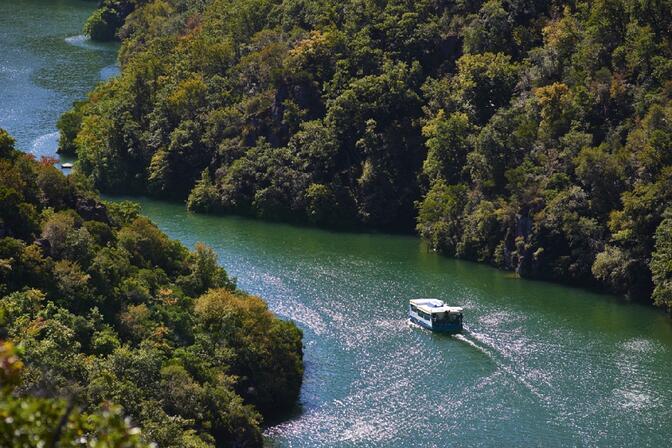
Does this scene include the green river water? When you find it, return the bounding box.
[0,0,118,159]
[2,1,672,446]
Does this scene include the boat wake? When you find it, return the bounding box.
[462,327,548,403]
[453,332,492,357]
[30,131,59,157]
[65,35,88,47]
[64,35,116,52]
[408,318,548,403]
[406,318,423,330]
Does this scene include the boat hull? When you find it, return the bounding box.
[409,314,462,334]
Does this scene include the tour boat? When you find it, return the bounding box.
[60,162,73,169]
[409,298,463,334]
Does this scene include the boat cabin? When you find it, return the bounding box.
[409,298,463,334]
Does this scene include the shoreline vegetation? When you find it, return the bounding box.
[0,129,303,447]
[64,0,672,311]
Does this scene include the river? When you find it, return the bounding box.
[0,0,118,158]
[3,1,672,447]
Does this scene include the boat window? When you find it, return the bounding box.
[410,305,418,313]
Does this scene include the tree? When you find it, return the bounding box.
[416,181,468,255]
[187,170,221,213]
[422,111,473,184]
[451,52,519,125]
[463,0,514,56]
[0,341,147,447]
[61,0,672,307]
[57,101,85,156]
[534,82,578,143]
[651,209,672,311]
[84,0,138,41]
[194,289,303,415]
[41,211,78,259]
[179,243,235,296]
[0,129,304,447]
[117,217,189,275]
[0,129,16,159]
[574,144,625,215]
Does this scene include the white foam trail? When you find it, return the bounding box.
[31,131,59,156]
[407,318,422,330]
[460,328,547,402]
[65,35,115,52]
[454,333,492,356]
[65,35,87,46]
[408,321,549,403]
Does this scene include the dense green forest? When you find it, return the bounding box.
[82,0,140,41]
[0,130,303,446]
[62,0,672,308]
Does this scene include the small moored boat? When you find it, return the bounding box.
[60,162,73,169]
[409,298,463,334]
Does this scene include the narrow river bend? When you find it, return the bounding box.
[2,1,672,447]
[0,0,118,159]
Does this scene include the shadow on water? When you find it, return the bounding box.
[261,402,306,430]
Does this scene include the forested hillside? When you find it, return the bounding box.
[63,0,672,308]
[82,0,141,41]
[0,130,303,447]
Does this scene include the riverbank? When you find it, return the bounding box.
[4,1,672,446]
[109,191,669,310]
[0,0,117,158]
[109,195,672,447]
[66,0,672,310]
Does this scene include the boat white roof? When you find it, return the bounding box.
[410,298,463,314]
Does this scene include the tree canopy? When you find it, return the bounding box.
[0,129,303,447]
[65,0,672,306]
